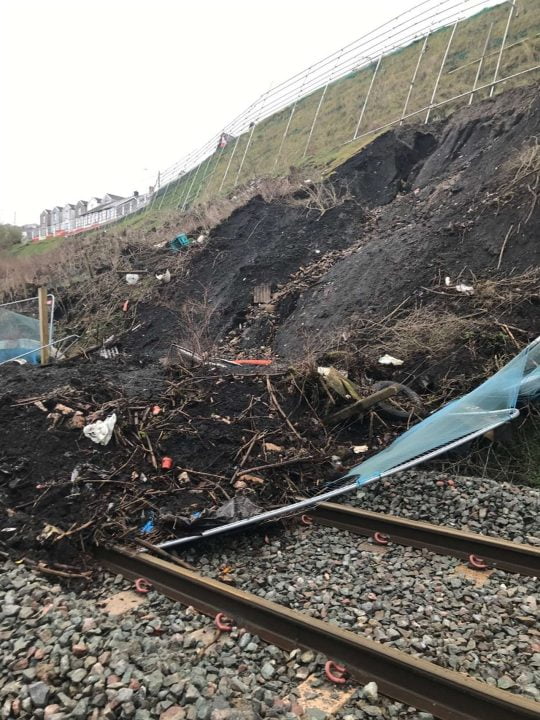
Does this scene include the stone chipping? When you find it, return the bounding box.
[1,469,539,719]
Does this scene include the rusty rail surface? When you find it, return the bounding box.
[97,546,539,720]
[306,502,540,577]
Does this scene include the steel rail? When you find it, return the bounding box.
[157,410,519,550]
[306,502,540,577]
[97,546,539,720]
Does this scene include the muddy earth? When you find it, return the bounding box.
[1,85,539,568]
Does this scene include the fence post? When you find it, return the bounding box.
[400,32,430,124]
[174,162,196,211]
[234,122,257,186]
[219,134,241,192]
[38,286,50,366]
[156,178,174,211]
[303,87,328,159]
[490,0,515,97]
[469,22,493,105]
[304,51,344,159]
[181,159,204,211]
[425,19,458,123]
[273,70,310,172]
[195,144,225,205]
[353,54,382,140]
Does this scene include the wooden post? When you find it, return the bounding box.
[326,385,399,424]
[38,286,50,365]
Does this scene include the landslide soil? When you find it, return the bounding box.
[1,85,539,567]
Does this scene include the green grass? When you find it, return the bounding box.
[155,0,539,211]
[15,0,540,253]
[11,234,69,257]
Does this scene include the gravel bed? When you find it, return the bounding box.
[351,471,540,543]
[0,561,432,720]
[1,473,539,719]
[189,524,540,704]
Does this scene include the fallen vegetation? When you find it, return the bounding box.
[1,85,539,574]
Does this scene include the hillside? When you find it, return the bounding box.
[150,0,540,213]
[1,83,539,567]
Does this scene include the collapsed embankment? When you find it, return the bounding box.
[1,84,539,566]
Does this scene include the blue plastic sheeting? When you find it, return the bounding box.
[348,336,540,486]
[0,343,41,365]
[0,308,42,365]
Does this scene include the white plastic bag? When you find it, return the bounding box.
[378,354,404,366]
[83,413,117,446]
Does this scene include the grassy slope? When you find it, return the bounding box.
[11,0,539,253]
[153,0,539,212]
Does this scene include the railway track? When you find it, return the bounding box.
[96,505,540,720]
[306,501,540,577]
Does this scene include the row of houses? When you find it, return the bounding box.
[29,188,154,241]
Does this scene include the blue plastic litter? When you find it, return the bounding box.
[140,519,155,534]
[170,233,190,252]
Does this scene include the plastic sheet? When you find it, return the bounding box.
[347,336,540,486]
[157,337,540,550]
[0,308,41,364]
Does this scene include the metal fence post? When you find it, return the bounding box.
[303,50,344,159]
[425,19,458,123]
[156,176,175,211]
[490,0,515,97]
[176,174,195,212]
[219,134,241,192]
[181,160,204,211]
[234,121,257,186]
[273,70,310,172]
[353,54,382,140]
[469,22,493,105]
[196,144,226,204]
[400,32,430,124]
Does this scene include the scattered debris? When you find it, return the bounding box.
[378,354,404,366]
[455,282,475,295]
[82,413,117,446]
[253,283,272,304]
[125,273,140,285]
[170,233,190,251]
[155,269,171,283]
[98,346,119,359]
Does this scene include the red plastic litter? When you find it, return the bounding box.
[161,456,173,470]
[324,660,347,684]
[234,359,272,366]
[468,554,488,570]
[214,613,233,631]
[373,531,390,546]
[151,405,162,416]
[134,578,152,594]
[122,300,130,312]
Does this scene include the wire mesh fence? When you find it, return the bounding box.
[144,0,539,220]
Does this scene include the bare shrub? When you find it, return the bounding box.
[175,291,217,360]
[289,180,353,218]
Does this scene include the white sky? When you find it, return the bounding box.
[1,0,415,224]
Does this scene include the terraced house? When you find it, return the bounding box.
[38,189,151,239]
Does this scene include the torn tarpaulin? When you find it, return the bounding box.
[161,496,262,535]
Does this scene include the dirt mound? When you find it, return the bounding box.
[273,87,539,356]
[1,84,539,568]
[123,86,539,361]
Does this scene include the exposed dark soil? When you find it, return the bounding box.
[1,84,539,568]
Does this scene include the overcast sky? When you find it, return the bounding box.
[1,0,424,224]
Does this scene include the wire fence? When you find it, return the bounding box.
[144,0,539,219]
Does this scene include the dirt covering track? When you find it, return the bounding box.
[1,85,539,571]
